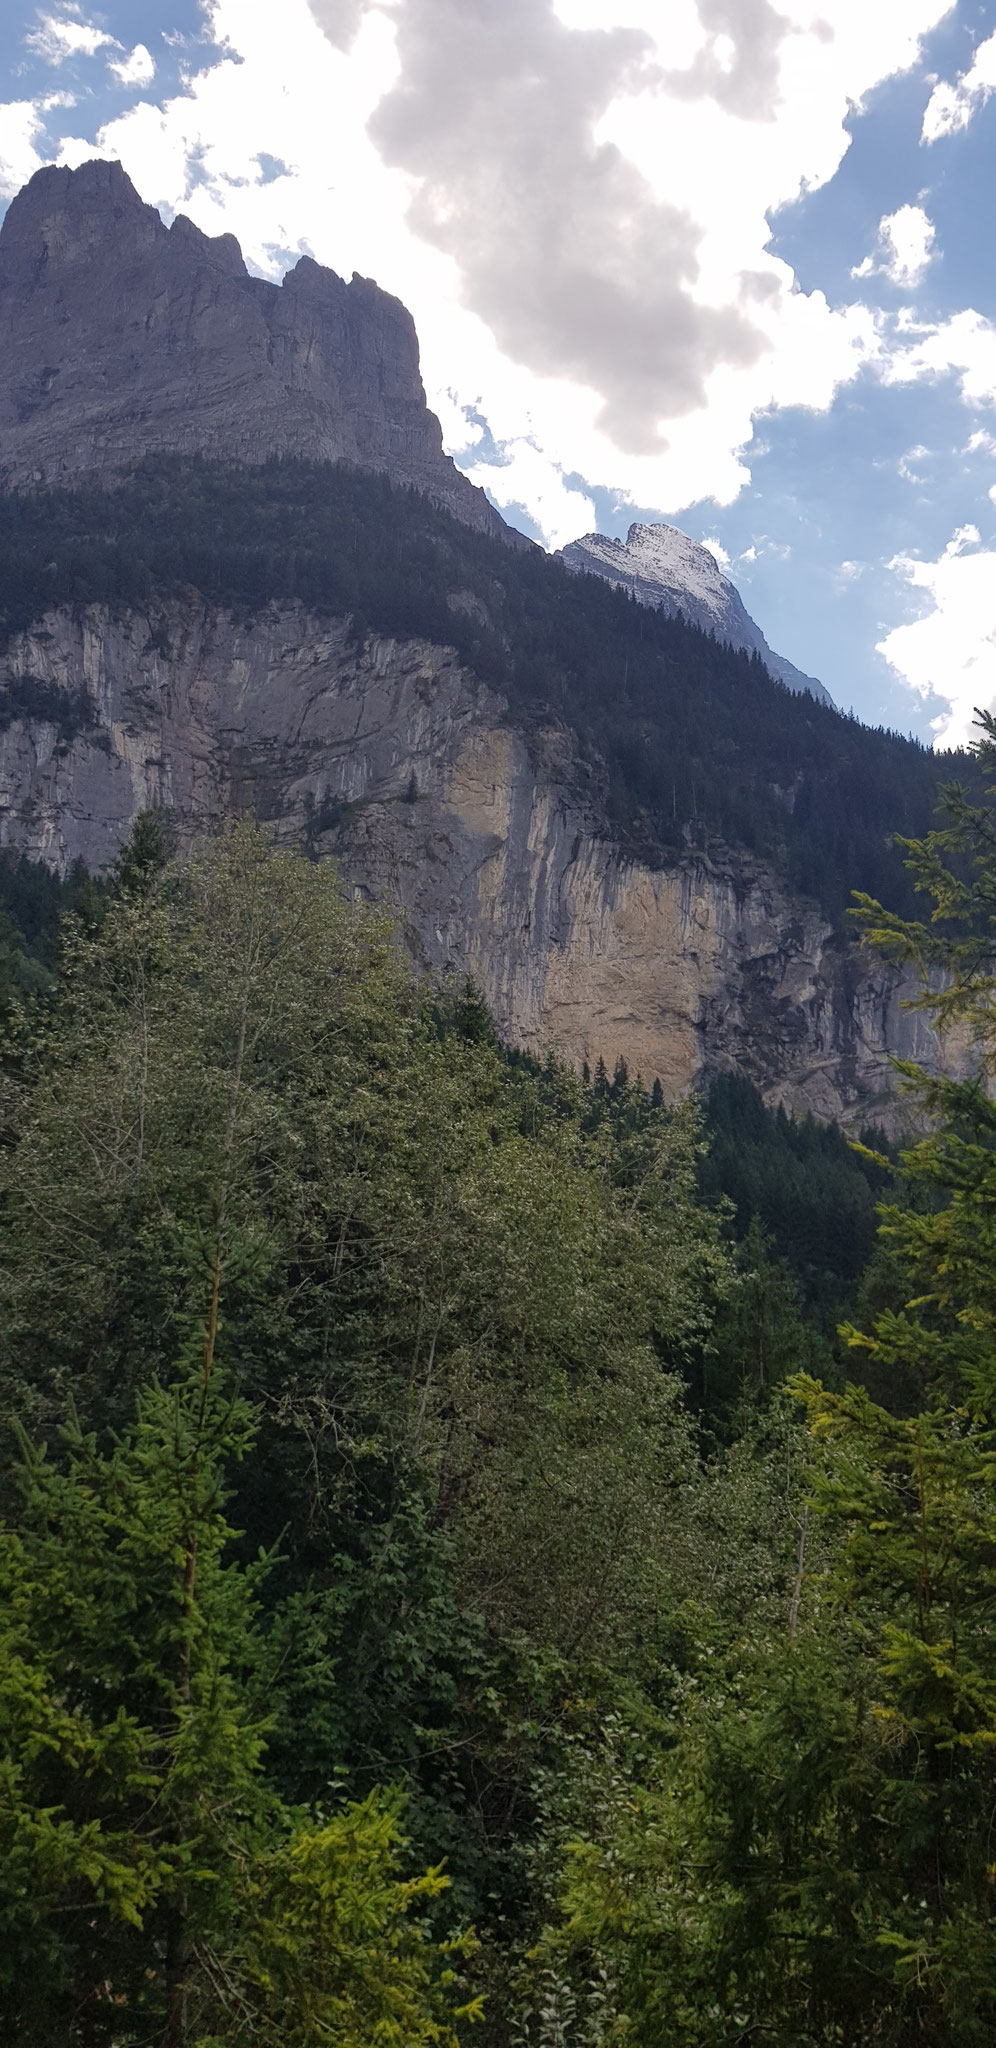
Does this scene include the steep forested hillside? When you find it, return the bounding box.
[0,458,966,924]
[3,447,996,2044]
[0,847,98,1006]
[0,823,732,2040]
[0,838,891,1332]
[3,771,996,2045]
[700,1071,892,1315]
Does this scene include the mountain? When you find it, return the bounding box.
[560,522,833,706]
[0,164,965,1128]
[0,158,510,541]
[0,587,946,1129]
[0,456,962,1132]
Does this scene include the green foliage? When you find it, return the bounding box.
[847,709,996,1415]
[696,1213,833,1423]
[0,456,963,925]
[532,1390,996,2045]
[12,758,994,2042]
[524,720,996,2047]
[0,819,737,2039]
[3,465,981,2041]
[0,1334,474,2046]
[220,1794,480,2047]
[794,1380,996,2042]
[0,847,99,1009]
[700,1071,891,1316]
[0,1341,264,2040]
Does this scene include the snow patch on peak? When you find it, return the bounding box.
[558,522,833,709]
[624,522,732,621]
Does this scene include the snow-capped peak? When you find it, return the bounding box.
[558,522,833,708]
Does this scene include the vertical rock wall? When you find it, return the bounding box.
[0,160,511,540]
[0,597,958,1129]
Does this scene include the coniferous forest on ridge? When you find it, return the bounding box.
[2,464,996,2044]
[0,459,970,923]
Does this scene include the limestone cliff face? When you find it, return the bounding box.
[0,160,509,540]
[0,596,953,1129]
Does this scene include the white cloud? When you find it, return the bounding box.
[965,428,996,456]
[553,0,704,66]
[699,533,731,572]
[26,12,116,65]
[922,28,996,141]
[883,308,996,408]
[433,390,485,458]
[368,0,768,456]
[3,0,954,543]
[0,78,79,199]
[467,441,596,552]
[21,10,154,97]
[852,203,936,289]
[878,527,996,749]
[0,100,46,198]
[898,441,930,483]
[108,44,156,90]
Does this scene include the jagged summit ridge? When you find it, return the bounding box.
[0,159,509,540]
[559,521,833,707]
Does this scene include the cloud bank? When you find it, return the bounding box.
[369,0,763,454]
[0,100,48,199]
[879,527,996,750]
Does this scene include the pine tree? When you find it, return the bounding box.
[0,1319,478,2046]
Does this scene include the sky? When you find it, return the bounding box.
[1,2,996,745]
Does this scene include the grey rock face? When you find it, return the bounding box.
[0,596,958,1132]
[559,522,833,706]
[0,159,510,540]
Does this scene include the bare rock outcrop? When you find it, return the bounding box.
[0,159,510,540]
[0,596,955,1131]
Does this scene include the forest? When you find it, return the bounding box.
[3,692,996,2041]
[0,457,971,924]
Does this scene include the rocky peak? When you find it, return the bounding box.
[166,211,248,280]
[0,158,166,282]
[0,160,511,541]
[559,520,833,707]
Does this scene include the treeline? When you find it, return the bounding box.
[0,457,967,924]
[699,1069,892,1318]
[0,846,98,1006]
